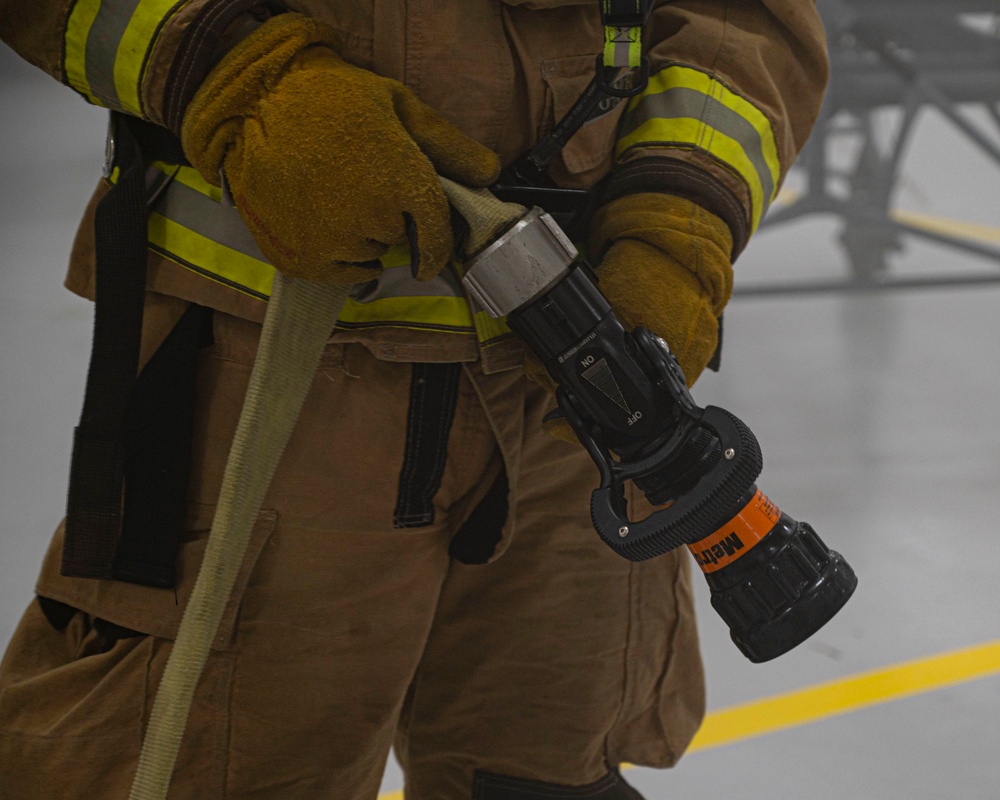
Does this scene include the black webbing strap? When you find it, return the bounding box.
[63,112,204,586]
[393,363,462,529]
[114,303,212,587]
[600,0,653,28]
[599,0,655,70]
[63,114,151,579]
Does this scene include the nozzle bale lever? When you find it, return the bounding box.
[458,200,857,663]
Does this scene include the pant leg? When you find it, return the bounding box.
[396,368,706,797]
[0,314,501,799]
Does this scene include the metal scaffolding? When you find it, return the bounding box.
[741,0,1000,296]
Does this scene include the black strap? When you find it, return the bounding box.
[473,769,644,800]
[114,303,213,587]
[63,114,151,579]
[448,467,509,565]
[63,113,204,586]
[393,363,462,529]
[600,0,654,28]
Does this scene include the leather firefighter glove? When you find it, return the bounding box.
[528,192,734,442]
[588,192,734,384]
[181,13,501,284]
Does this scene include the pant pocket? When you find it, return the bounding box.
[33,508,278,648]
[1,596,236,799]
[0,598,153,797]
[0,505,275,798]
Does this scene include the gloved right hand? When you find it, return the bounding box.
[181,13,500,284]
[525,192,734,444]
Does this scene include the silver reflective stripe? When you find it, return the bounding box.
[609,27,636,68]
[148,171,468,308]
[85,0,142,108]
[351,265,463,303]
[150,173,270,263]
[620,86,776,208]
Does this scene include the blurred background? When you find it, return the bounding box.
[2,2,999,797]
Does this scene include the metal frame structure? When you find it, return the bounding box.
[739,0,1000,297]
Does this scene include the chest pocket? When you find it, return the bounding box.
[541,53,628,179]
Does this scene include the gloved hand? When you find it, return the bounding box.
[181,13,500,284]
[588,192,734,384]
[528,192,734,441]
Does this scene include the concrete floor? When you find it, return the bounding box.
[3,37,1000,800]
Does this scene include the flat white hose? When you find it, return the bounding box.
[438,177,525,254]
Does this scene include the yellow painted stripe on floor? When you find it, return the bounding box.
[686,638,1000,754]
[772,188,1000,248]
[891,209,1000,247]
[377,639,1000,796]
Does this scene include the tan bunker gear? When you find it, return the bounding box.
[0,0,829,796]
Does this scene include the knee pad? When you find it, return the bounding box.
[473,769,645,799]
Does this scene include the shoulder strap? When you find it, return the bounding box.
[600,0,655,68]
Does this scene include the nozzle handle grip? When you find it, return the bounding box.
[590,405,762,562]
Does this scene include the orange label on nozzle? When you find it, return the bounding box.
[688,489,781,573]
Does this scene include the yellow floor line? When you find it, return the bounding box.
[772,189,1000,248]
[890,209,1000,247]
[378,639,1000,796]
[684,638,1000,754]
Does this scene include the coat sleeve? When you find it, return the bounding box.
[0,0,279,131]
[604,0,829,256]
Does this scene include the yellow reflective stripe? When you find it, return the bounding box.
[622,118,770,232]
[63,0,191,114]
[473,309,511,344]
[148,211,276,299]
[114,0,194,116]
[338,296,475,332]
[155,163,224,203]
[603,26,642,68]
[379,245,413,270]
[152,163,418,270]
[126,163,484,335]
[616,66,781,232]
[64,0,104,105]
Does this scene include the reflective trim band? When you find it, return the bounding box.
[338,296,475,333]
[149,211,276,298]
[109,161,275,296]
[166,162,223,203]
[604,26,642,68]
[64,0,105,105]
[473,309,511,344]
[615,66,781,233]
[152,167,269,264]
[115,0,192,116]
[64,0,192,115]
[112,161,492,335]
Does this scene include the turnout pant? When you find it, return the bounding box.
[0,311,705,798]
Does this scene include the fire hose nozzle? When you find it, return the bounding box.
[463,207,576,318]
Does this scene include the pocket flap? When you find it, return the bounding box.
[542,54,629,177]
[35,506,278,651]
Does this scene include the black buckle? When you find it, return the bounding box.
[595,54,650,98]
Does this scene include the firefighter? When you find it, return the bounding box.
[0,2,828,796]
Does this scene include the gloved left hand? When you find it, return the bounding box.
[181,13,500,284]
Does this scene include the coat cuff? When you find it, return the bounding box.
[162,2,283,133]
[602,155,750,258]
